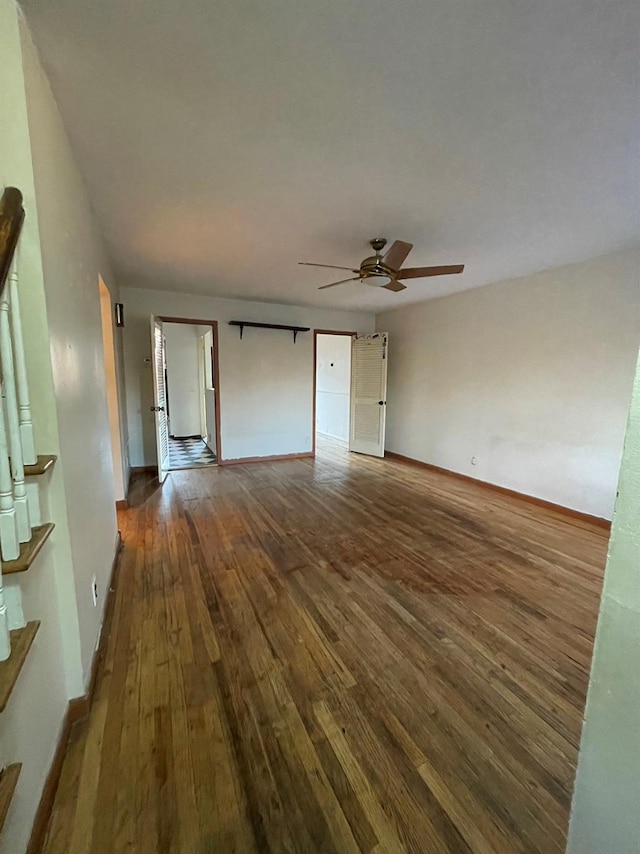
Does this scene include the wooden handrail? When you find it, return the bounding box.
[0,188,25,296]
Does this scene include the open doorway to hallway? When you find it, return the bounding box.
[162,321,218,470]
[314,331,353,456]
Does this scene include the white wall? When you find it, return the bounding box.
[121,287,374,464]
[202,328,214,387]
[164,323,201,437]
[204,388,217,454]
[0,7,72,852]
[377,247,640,520]
[567,347,640,852]
[0,4,124,851]
[22,17,121,683]
[316,334,351,441]
[99,278,126,500]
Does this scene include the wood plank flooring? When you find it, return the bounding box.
[41,437,609,853]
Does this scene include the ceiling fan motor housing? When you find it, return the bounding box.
[360,264,394,287]
[361,239,394,284]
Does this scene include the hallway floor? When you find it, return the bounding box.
[168,436,217,469]
[42,438,608,853]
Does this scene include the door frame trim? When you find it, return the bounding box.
[312,329,357,457]
[158,316,222,464]
[150,316,171,481]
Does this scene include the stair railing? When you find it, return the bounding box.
[0,187,36,659]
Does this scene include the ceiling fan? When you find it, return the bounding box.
[299,238,464,291]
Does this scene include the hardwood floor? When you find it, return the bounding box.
[41,437,609,853]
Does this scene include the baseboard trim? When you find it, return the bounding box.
[119,469,135,511]
[220,451,314,466]
[27,533,124,854]
[384,450,612,531]
[130,465,158,474]
[87,533,123,702]
[26,699,75,854]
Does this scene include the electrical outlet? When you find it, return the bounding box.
[471,456,477,466]
[91,576,98,607]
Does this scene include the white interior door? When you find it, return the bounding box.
[150,315,170,482]
[349,332,388,458]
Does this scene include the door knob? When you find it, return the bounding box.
[150,406,165,412]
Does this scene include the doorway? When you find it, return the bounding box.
[313,330,389,459]
[98,277,126,502]
[158,318,220,471]
[313,331,354,456]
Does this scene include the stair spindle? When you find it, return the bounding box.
[8,258,35,466]
[0,284,30,543]
[0,391,18,561]
[0,572,10,661]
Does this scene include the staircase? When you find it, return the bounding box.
[0,187,57,826]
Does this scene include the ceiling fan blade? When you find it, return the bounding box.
[318,276,361,290]
[383,280,407,292]
[398,264,464,279]
[383,240,413,271]
[299,262,359,272]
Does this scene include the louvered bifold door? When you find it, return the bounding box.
[150,316,170,483]
[349,333,388,458]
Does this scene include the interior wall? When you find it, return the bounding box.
[316,334,351,442]
[567,347,640,852]
[202,329,214,387]
[204,389,216,453]
[99,278,125,500]
[377,247,640,520]
[21,13,121,688]
[121,287,374,465]
[104,291,129,494]
[200,329,216,450]
[0,5,126,851]
[164,323,201,437]
[0,6,73,852]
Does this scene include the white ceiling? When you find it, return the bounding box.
[21,0,640,313]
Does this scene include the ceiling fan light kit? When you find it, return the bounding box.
[299,238,464,292]
[365,275,393,288]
